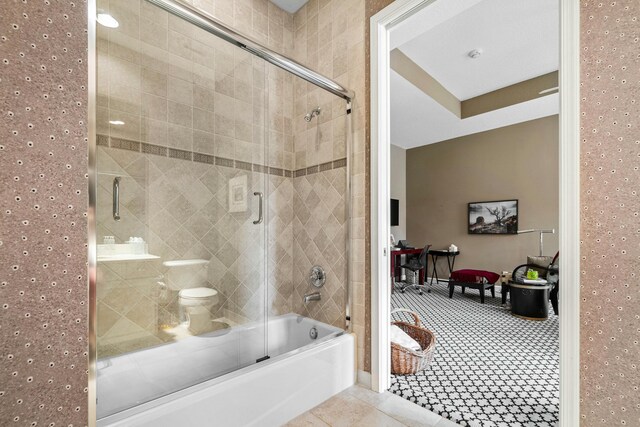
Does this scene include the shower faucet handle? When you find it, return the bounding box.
[309,265,326,288]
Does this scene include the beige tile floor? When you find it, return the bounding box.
[284,385,460,427]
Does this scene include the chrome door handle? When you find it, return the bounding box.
[253,191,263,224]
[113,176,121,221]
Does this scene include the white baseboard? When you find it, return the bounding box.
[357,370,372,388]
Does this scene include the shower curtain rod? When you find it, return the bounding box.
[146,0,355,102]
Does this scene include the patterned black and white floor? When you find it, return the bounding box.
[390,281,559,427]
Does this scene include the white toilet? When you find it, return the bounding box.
[163,259,219,335]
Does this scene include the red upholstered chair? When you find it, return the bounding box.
[448,269,501,304]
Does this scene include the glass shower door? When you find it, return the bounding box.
[94,0,269,418]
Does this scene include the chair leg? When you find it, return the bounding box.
[461,286,465,295]
[480,286,485,304]
[491,285,495,298]
[449,283,454,299]
[550,287,559,315]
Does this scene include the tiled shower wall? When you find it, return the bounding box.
[96,143,276,356]
[94,0,293,354]
[290,0,368,366]
[292,167,348,327]
[96,0,295,171]
[95,0,356,357]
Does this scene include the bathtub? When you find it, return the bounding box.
[97,314,355,426]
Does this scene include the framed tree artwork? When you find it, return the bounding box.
[468,200,518,234]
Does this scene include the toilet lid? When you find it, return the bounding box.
[179,287,217,299]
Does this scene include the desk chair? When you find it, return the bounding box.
[398,245,431,295]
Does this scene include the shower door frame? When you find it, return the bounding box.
[369,0,581,426]
[87,0,355,424]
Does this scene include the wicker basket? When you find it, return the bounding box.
[391,308,436,375]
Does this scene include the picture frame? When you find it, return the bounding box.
[468,199,518,234]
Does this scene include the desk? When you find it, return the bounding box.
[428,250,460,284]
[390,248,425,292]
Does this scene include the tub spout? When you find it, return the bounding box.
[304,292,321,304]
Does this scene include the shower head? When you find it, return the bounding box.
[304,107,321,122]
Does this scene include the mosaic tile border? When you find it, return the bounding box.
[97,134,345,177]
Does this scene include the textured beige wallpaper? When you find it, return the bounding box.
[579,1,640,425]
[0,1,89,425]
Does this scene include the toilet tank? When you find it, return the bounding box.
[163,259,210,290]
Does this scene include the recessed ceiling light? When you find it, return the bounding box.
[97,12,119,28]
[109,120,125,125]
[468,49,482,59]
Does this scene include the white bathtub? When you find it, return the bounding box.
[98,314,355,426]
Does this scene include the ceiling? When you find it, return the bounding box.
[269,0,308,13]
[390,0,559,149]
[391,69,559,148]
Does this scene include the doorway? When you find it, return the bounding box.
[370,0,580,426]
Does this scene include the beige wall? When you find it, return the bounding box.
[405,116,559,275]
[390,144,407,240]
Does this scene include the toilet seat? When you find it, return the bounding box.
[179,287,217,300]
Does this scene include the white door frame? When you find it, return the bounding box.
[369,1,581,425]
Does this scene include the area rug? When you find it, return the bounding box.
[390,281,559,427]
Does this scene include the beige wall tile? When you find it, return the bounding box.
[140,17,168,50]
[193,130,216,155]
[193,108,215,133]
[142,67,168,97]
[167,123,193,150]
[141,0,169,26]
[141,93,167,121]
[169,30,192,60]
[169,13,195,38]
[167,76,193,105]
[167,101,193,128]
[141,117,168,146]
[193,84,216,111]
